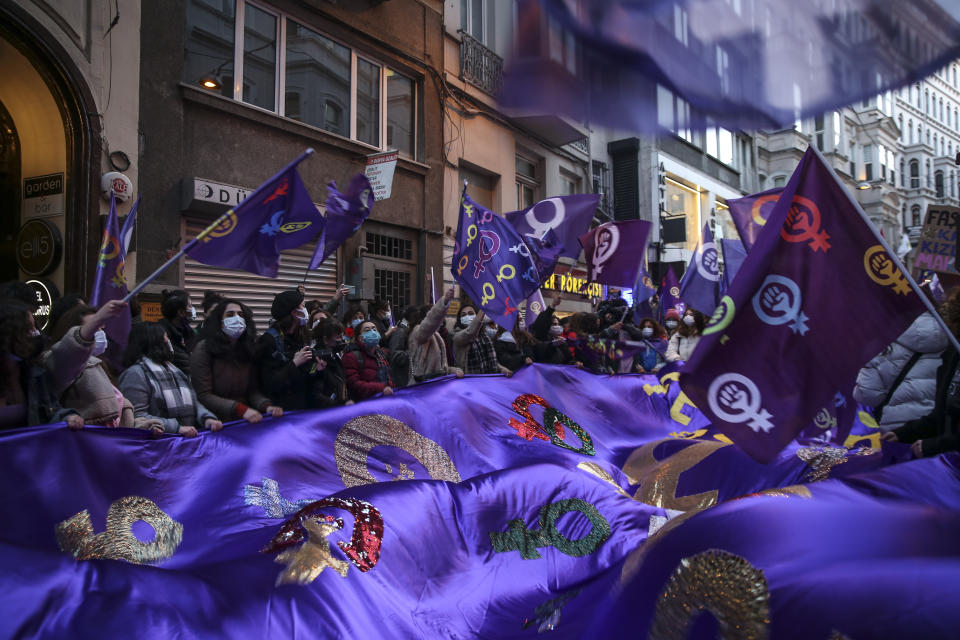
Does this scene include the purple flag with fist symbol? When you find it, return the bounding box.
[578,220,651,288]
[680,147,928,463]
[678,222,722,315]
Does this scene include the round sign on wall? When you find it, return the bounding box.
[16,219,63,276]
[25,278,60,332]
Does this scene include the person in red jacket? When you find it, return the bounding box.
[342,320,395,401]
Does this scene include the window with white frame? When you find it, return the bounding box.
[656,85,693,144]
[814,114,825,150]
[674,4,689,46]
[833,111,842,148]
[515,154,539,209]
[863,144,873,181]
[185,1,419,158]
[461,0,492,47]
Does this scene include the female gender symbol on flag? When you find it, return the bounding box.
[707,373,774,434]
[751,275,809,335]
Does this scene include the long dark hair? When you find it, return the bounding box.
[638,317,668,339]
[122,322,172,368]
[199,299,257,362]
[0,300,32,390]
[49,304,95,343]
[678,309,706,337]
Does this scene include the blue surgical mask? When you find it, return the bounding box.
[460,313,475,326]
[361,329,381,347]
[351,318,363,329]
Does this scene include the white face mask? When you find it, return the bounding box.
[665,320,678,330]
[485,326,498,338]
[683,315,696,326]
[461,314,475,326]
[498,331,515,343]
[549,325,564,337]
[92,329,109,356]
[223,315,246,339]
[190,306,198,321]
[296,308,309,326]
[641,327,654,338]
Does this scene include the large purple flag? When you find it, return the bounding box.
[680,148,928,463]
[90,194,131,345]
[728,188,783,251]
[187,156,321,278]
[578,220,651,287]
[501,1,960,134]
[309,173,373,270]
[506,194,600,259]
[720,238,747,295]
[118,195,139,257]
[678,222,721,314]
[452,186,540,331]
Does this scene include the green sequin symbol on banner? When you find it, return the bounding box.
[543,408,595,456]
[489,498,611,559]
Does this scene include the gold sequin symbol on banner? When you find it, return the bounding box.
[796,445,876,483]
[621,439,729,511]
[334,414,461,488]
[55,496,183,564]
[649,549,770,640]
[273,518,350,585]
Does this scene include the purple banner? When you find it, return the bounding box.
[678,222,721,314]
[578,220,651,287]
[505,194,600,259]
[309,173,373,269]
[729,187,783,251]
[89,194,131,345]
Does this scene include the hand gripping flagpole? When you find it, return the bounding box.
[808,145,960,354]
[123,148,316,303]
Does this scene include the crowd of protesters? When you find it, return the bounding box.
[2,275,958,456]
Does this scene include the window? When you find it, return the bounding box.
[940,97,944,122]
[911,205,921,227]
[936,170,944,198]
[926,159,931,187]
[366,232,412,260]
[716,45,729,95]
[592,160,612,214]
[925,89,929,114]
[185,1,420,157]
[863,144,873,181]
[461,0,488,45]
[373,268,411,310]
[887,148,894,184]
[953,66,957,86]
[910,159,919,188]
[516,154,539,209]
[898,115,904,142]
[814,114,825,150]
[706,125,734,166]
[773,175,786,188]
[900,158,905,187]
[833,111,841,148]
[849,141,856,177]
[657,85,693,143]
[909,119,914,144]
[560,170,580,196]
[674,4,689,46]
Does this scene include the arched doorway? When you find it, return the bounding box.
[0,100,20,281]
[0,4,102,295]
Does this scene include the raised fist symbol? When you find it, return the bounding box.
[870,252,894,278]
[702,250,718,272]
[761,285,791,315]
[786,204,807,229]
[719,383,751,412]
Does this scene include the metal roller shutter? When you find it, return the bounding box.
[183,220,339,331]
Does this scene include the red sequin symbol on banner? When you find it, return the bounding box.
[262,497,383,585]
[780,195,831,252]
[263,178,290,204]
[508,394,596,456]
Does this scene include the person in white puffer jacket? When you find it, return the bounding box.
[853,311,949,431]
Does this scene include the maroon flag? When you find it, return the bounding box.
[578,220,651,287]
[680,148,930,463]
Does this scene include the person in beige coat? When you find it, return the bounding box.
[407,288,464,384]
[43,300,139,428]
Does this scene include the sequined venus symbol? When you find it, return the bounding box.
[863,245,911,295]
[780,195,831,252]
[56,496,183,565]
[489,498,610,559]
[262,497,383,586]
[509,393,596,456]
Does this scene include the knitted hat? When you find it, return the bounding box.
[271,290,304,320]
[664,308,681,321]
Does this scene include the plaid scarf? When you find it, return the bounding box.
[370,347,394,387]
[466,331,500,374]
[140,357,197,426]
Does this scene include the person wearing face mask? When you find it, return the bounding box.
[527,293,571,365]
[42,303,136,428]
[342,320,396,400]
[191,300,283,424]
[344,309,366,342]
[0,299,112,431]
[453,303,512,376]
[665,309,705,363]
[118,323,221,437]
[311,318,352,407]
[634,318,669,374]
[158,289,196,377]
[407,288,464,384]
[255,290,318,411]
[368,299,397,346]
[662,308,682,336]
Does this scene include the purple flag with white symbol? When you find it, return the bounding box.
[452,186,540,331]
[309,173,373,270]
[658,267,682,320]
[506,194,600,259]
[187,156,321,278]
[680,148,928,463]
[720,238,747,295]
[578,220,651,287]
[90,194,132,346]
[729,188,783,251]
[678,223,721,314]
[522,290,546,329]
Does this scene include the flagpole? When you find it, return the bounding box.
[123,148,315,303]
[809,145,960,354]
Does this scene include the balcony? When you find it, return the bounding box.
[459,31,503,96]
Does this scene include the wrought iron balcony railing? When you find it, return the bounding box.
[459,31,503,96]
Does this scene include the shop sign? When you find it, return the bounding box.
[364,150,399,201]
[542,271,603,298]
[26,278,60,331]
[22,173,65,218]
[16,219,63,276]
